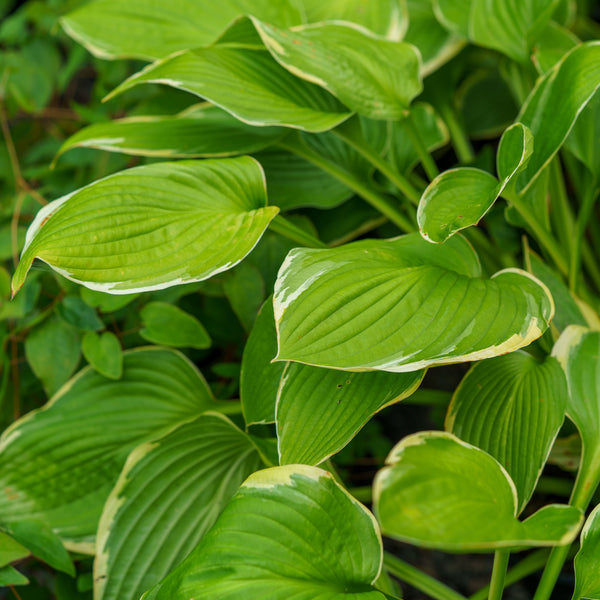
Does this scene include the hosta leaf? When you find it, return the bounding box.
[572,504,600,600]
[95,413,263,600]
[108,47,351,133]
[274,233,553,372]
[564,91,600,177]
[253,19,422,120]
[56,105,286,160]
[300,0,406,39]
[140,302,211,349]
[81,331,123,380]
[61,0,302,60]
[142,465,385,600]
[240,300,285,425]
[374,432,583,550]
[0,532,29,568]
[517,42,600,192]
[277,363,423,465]
[532,22,579,74]
[418,123,532,243]
[446,352,567,512]
[0,348,216,549]
[12,158,278,295]
[223,262,265,332]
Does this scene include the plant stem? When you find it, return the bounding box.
[404,113,440,181]
[279,137,415,233]
[487,550,510,600]
[269,215,328,248]
[383,552,468,600]
[570,181,599,293]
[439,103,474,164]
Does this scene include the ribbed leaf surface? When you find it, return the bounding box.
[573,504,600,600]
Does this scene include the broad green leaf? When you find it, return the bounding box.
[300,0,407,39]
[446,352,567,512]
[517,42,600,192]
[24,316,81,397]
[274,233,553,372]
[95,413,263,600]
[254,19,422,120]
[223,262,264,332]
[61,0,302,60]
[374,431,583,550]
[56,296,104,331]
[107,47,351,133]
[5,519,74,576]
[564,91,600,177]
[80,288,139,313]
[13,158,278,295]
[532,22,579,74]
[81,331,123,380]
[434,0,559,62]
[142,465,385,600]
[0,532,29,568]
[0,348,217,549]
[0,565,28,586]
[140,302,211,349]
[418,123,532,243]
[240,300,285,425]
[572,504,600,600]
[277,363,423,465]
[56,105,286,161]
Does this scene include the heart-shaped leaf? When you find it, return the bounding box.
[446,351,567,512]
[572,504,600,600]
[0,348,217,549]
[274,233,553,372]
[108,46,351,133]
[253,19,422,120]
[12,158,278,295]
[374,432,582,550]
[142,465,386,600]
[95,413,263,600]
[277,363,424,465]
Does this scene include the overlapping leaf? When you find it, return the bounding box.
[572,504,600,600]
[446,352,567,512]
[142,465,386,600]
[12,158,277,295]
[0,348,216,549]
[61,0,302,60]
[95,413,263,600]
[374,432,582,550]
[274,233,553,372]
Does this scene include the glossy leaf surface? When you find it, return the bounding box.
[277,363,424,465]
[374,432,582,550]
[446,352,567,512]
[142,465,385,600]
[274,233,553,372]
[572,504,600,600]
[254,19,422,120]
[109,47,351,133]
[0,348,216,548]
[13,158,277,295]
[95,413,263,600]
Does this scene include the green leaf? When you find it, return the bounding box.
[56,104,286,161]
[25,316,81,397]
[240,300,285,425]
[5,519,74,576]
[142,465,385,600]
[223,262,265,332]
[140,302,211,349]
[532,21,579,74]
[107,47,351,133]
[81,331,123,380]
[277,363,423,465]
[274,233,553,372]
[0,532,29,568]
[95,413,263,600]
[253,19,422,120]
[0,565,28,586]
[446,352,567,512]
[80,288,139,313]
[13,158,278,295]
[517,42,600,192]
[56,296,104,331]
[0,348,217,549]
[61,0,302,60]
[374,431,583,550]
[572,504,600,600]
[564,90,600,177]
[417,123,532,243]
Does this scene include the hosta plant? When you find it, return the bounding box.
[2,1,600,599]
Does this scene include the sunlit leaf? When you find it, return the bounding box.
[0,532,29,568]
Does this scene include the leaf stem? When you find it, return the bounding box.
[404,112,440,181]
[438,103,474,164]
[487,550,510,600]
[383,552,468,600]
[268,215,328,248]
